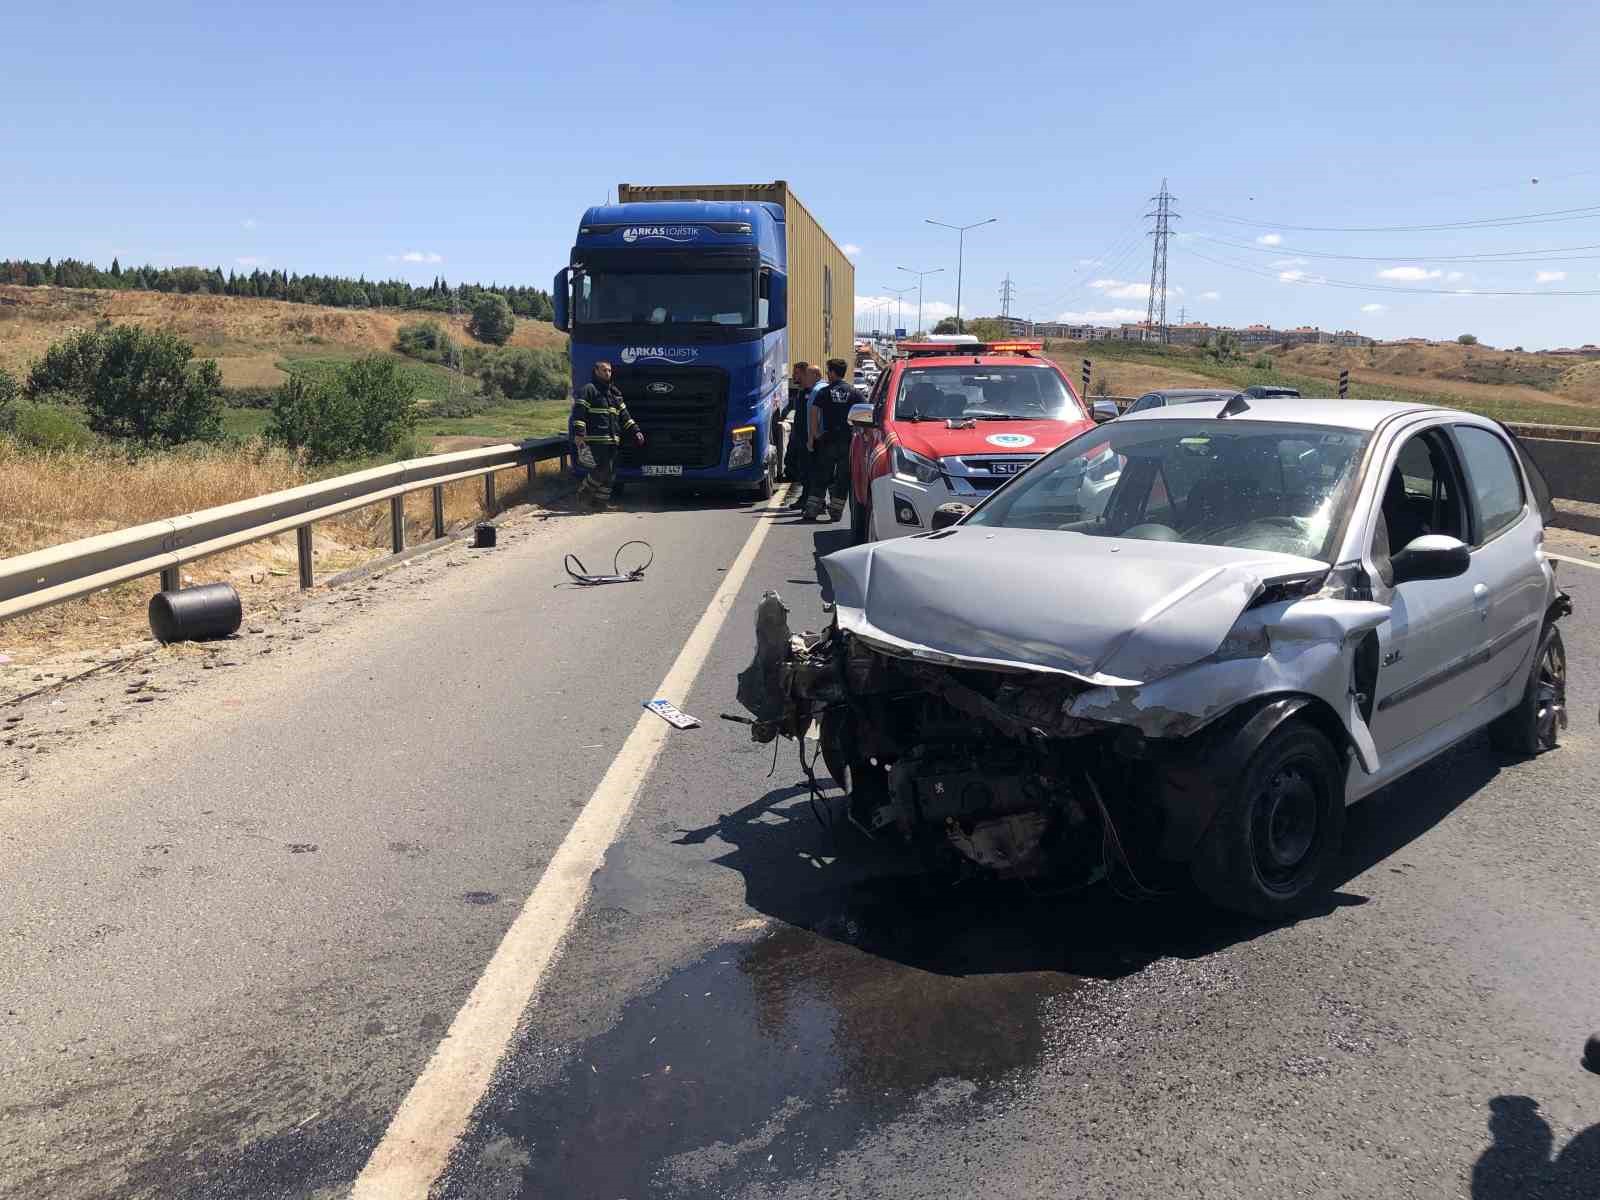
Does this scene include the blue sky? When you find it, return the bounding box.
[5,0,1599,349]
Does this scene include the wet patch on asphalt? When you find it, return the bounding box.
[440,876,1102,1199]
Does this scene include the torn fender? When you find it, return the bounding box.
[1067,597,1391,772]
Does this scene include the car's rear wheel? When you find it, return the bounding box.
[1191,719,1345,920]
[1488,622,1566,756]
[849,486,870,544]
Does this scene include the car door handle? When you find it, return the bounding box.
[1473,582,1490,619]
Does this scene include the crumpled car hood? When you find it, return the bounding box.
[823,527,1329,686]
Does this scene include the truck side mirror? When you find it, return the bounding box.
[847,402,876,429]
[930,502,972,530]
[552,268,570,333]
[767,272,787,332]
[1091,399,1119,423]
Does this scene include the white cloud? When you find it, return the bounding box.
[1445,271,1466,282]
[841,243,862,259]
[242,218,258,230]
[1377,266,1443,281]
[1278,269,1307,282]
[235,256,267,267]
[388,250,445,264]
[1256,233,1283,246]
[1536,270,1566,283]
[1054,307,1147,324]
[855,294,954,328]
[1361,303,1386,313]
[1269,257,1308,269]
[1089,278,1150,301]
[1199,290,1221,301]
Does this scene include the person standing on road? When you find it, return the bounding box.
[803,358,856,522]
[783,360,810,492]
[572,361,644,509]
[793,364,827,511]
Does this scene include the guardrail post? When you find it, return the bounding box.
[432,485,445,539]
[296,525,314,590]
[159,566,180,593]
[390,496,405,554]
[484,471,497,515]
[526,457,536,498]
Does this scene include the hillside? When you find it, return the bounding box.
[1048,337,1600,427]
[0,284,566,389]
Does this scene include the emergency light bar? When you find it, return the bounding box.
[900,339,1043,357]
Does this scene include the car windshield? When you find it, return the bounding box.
[893,364,1082,422]
[575,270,754,327]
[966,417,1370,561]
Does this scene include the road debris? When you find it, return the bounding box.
[644,699,700,729]
[562,540,654,586]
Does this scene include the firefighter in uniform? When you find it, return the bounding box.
[572,361,644,508]
[804,358,855,522]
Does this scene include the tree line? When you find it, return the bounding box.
[0,256,555,320]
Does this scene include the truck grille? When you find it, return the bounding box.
[612,366,729,470]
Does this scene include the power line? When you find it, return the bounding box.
[1189,201,1600,234]
[1145,180,1178,341]
[1179,245,1600,296]
[1189,232,1600,264]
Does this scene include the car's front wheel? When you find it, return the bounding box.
[1488,622,1566,756]
[1191,719,1345,920]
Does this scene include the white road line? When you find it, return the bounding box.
[352,490,792,1198]
[1547,551,1600,572]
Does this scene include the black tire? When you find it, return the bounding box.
[848,487,870,544]
[1190,719,1345,920]
[1488,622,1566,756]
[755,451,776,501]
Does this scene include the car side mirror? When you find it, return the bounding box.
[847,402,876,429]
[930,502,972,530]
[1091,399,1119,423]
[1391,534,1470,585]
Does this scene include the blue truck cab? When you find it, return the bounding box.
[553,200,789,495]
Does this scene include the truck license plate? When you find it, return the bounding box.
[641,465,683,476]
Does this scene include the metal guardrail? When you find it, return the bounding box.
[0,436,568,623]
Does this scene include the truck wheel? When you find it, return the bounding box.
[1190,719,1344,920]
[849,488,870,544]
[1488,622,1565,756]
[756,454,776,501]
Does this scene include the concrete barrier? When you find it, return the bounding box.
[1513,435,1600,505]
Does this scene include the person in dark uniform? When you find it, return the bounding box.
[803,358,856,522]
[572,361,644,508]
[782,360,810,490]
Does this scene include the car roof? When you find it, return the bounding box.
[1145,388,1239,400]
[1117,396,1441,431]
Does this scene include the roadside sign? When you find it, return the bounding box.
[1338,369,1350,398]
[894,328,907,339]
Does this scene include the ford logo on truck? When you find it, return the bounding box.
[646,381,675,394]
[621,225,698,243]
[619,346,699,365]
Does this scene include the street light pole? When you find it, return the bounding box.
[897,266,944,336]
[884,285,916,336]
[925,217,996,333]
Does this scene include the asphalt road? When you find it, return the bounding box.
[3,492,1597,1199]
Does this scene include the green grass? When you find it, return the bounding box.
[277,352,468,405]
[420,398,570,440]
[221,407,272,440]
[1049,340,1600,428]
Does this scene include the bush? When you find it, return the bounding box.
[25,325,224,445]
[268,354,418,464]
[476,347,534,398]
[1,399,96,452]
[469,294,515,345]
[221,385,278,409]
[1458,333,1478,346]
[1252,354,1272,370]
[427,394,491,418]
[395,319,461,367]
[0,366,17,409]
[524,347,569,400]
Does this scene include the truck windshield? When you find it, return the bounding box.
[894,364,1082,421]
[575,271,754,327]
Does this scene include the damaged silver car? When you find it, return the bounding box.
[740,397,1570,918]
